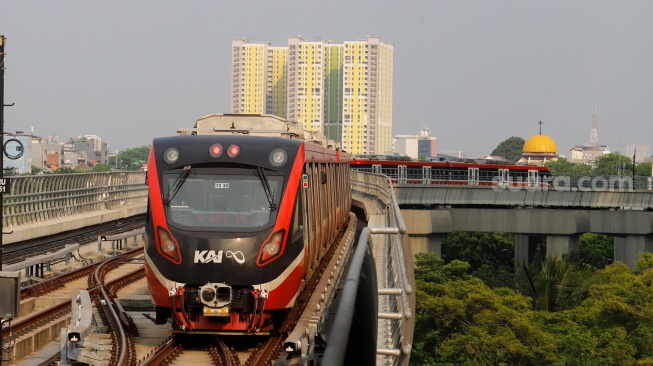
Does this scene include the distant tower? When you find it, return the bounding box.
[589,102,599,157]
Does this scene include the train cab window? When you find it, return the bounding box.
[163,168,284,230]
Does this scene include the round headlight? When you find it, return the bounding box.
[209,143,223,158]
[269,149,287,167]
[227,144,240,158]
[264,242,280,256]
[201,288,216,302]
[163,147,180,164]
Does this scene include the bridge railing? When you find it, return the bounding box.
[325,171,415,366]
[2,172,148,227]
[353,166,653,191]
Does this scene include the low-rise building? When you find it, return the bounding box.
[393,124,437,160]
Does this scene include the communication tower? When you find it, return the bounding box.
[588,102,599,159]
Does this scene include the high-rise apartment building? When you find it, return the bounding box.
[231,36,393,155]
[626,143,651,163]
[342,37,393,155]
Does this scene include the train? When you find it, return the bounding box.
[144,114,352,334]
[350,156,552,187]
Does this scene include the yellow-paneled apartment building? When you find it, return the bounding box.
[231,36,393,156]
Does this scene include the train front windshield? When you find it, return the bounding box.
[163,169,284,229]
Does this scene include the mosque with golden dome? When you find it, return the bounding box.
[517,122,559,165]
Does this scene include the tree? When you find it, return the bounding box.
[594,152,634,176]
[412,252,653,365]
[412,253,556,365]
[491,136,525,162]
[566,233,614,269]
[117,145,150,170]
[566,257,653,363]
[91,163,112,172]
[441,232,515,288]
[545,157,575,175]
[58,166,76,174]
[636,161,652,177]
[516,256,594,312]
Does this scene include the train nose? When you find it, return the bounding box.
[199,283,232,308]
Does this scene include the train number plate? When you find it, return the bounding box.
[214,183,230,189]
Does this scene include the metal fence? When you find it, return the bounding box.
[2,172,148,227]
[326,171,415,366]
[353,166,653,191]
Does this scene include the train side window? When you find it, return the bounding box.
[291,191,303,243]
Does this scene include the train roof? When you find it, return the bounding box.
[177,113,342,150]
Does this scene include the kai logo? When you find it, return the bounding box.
[194,250,245,264]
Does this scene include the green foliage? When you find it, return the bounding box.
[117,145,150,170]
[636,161,653,177]
[31,166,42,175]
[413,253,653,365]
[571,162,594,175]
[634,252,653,275]
[516,256,594,312]
[412,253,554,365]
[491,136,525,162]
[58,166,76,174]
[567,262,653,363]
[441,232,515,288]
[546,154,651,178]
[414,253,471,284]
[91,163,112,172]
[544,157,574,175]
[566,233,614,269]
[544,157,593,175]
[594,152,634,175]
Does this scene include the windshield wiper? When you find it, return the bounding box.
[166,165,192,205]
[256,167,277,211]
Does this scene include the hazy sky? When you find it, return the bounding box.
[2,1,652,158]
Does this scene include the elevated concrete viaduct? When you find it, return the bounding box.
[402,207,653,269]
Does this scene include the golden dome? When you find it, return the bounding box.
[523,134,558,154]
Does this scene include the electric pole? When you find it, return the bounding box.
[1,34,6,271]
[1,34,5,366]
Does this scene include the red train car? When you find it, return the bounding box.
[350,157,552,187]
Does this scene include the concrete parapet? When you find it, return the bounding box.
[2,203,146,244]
[401,208,653,236]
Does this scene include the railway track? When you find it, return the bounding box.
[136,214,357,366]
[3,212,357,365]
[2,215,145,265]
[2,247,145,365]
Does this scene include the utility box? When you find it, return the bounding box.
[0,271,21,319]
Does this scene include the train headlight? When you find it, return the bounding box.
[157,227,181,264]
[201,287,216,302]
[269,149,287,167]
[163,147,180,165]
[209,143,223,158]
[227,144,240,158]
[258,229,285,265]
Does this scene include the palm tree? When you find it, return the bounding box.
[516,256,594,311]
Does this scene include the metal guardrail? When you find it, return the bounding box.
[3,244,79,273]
[324,171,414,366]
[2,172,148,227]
[353,167,653,191]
